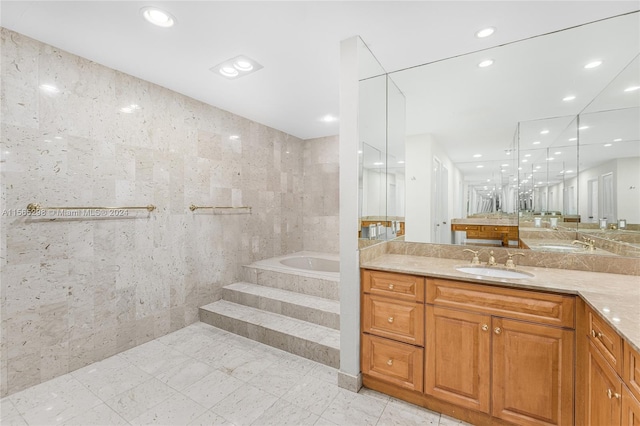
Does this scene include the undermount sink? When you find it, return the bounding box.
[535,244,582,252]
[455,266,534,279]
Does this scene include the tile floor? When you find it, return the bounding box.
[1,322,471,426]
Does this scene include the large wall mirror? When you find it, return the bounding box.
[358,12,639,257]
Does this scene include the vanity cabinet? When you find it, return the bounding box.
[426,279,575,426]
[361,270,425,392]
[581,304,640,426]
[361,269,576,426]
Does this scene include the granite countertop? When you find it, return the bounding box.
[361,253,640,352]
[520,238,618,256]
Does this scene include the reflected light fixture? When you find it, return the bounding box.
[211,56,263,80]
[321,115,338,123]
[533,141,541,145]
[476,165,484,168]
[584,60,603,69]
[475,27,495,38]
[604,143,612,147]
[624,85,640,92]
[613,138,622,142]
[562,95,576,101]
[473,154,482,158]
[141,7,176,28]
[579,126,589,130]
[554,151,562,155]
[540,130,549,135]
[373,162,384,166]
[569,137,577,141]
[397,161,405,164]
[478,59,494,68]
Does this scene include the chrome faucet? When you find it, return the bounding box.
[463,249,481,265]
[572,239,596,251]
[505,252,525,269]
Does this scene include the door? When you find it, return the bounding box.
[587,341,623,426]
[492,318,574,426]
[425,306,491,413]
[588,179,599,221]
[602,172,615,222]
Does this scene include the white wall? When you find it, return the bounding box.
[616,157,640,224]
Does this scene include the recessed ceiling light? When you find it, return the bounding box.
[554,151,562,155]
[358,150,363,154]
[546,157,555,161]
[624,85,640,92]
[566,170,573,173]
[584,60,603,69]
[569,137,577,141]
[220,66,239,78]
[533,141,541,145]
[562,95,576,101]
[478,59,494,68]
[604,143,612,147]
[473,154,482,158]
[524,154,531,157]
[501,164,509,167]
[39,84,60,94]
[522,159,528,163]
[536,166,541,169]
[211,55,263,80]
[477,165,484,168]
[141,7,175,28]
[233,59,253,72]
[373,162,384,166]
[540,130,549,135]
[579,126,589,130]
[613,138,622,142]
[475,27,496,38]
[229,135,240,140]
[321,115,338,123]
[397,160,405,164]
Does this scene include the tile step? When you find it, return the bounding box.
[222,282,340,330]
[199,300,339,368]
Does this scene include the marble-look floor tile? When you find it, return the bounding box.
[281,375,340,416]
[321,388,387,426]
[211,384,278,426]
[378,398,440,425]
[358,387,391,403]
[156,358,216,391]
[306,363,338,384]
[181,370,244,410]
[71,355,151,400]
[130,394,207,425]
[251,399,318,425]
[1,398,20,420]
[61,403,129,426]
[105,377,177,421]
[9,375,103,425]
[247,363,305,397]
[314,417,339,426]
[188,409,234,426]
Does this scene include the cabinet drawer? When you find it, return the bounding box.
[481,225,511,233]
[427,278,575,328]
[362,294,424,346]
[361,334,423,392]
[625,341,640,402]
[362,269,425,302]
[452,224,479,231]
[588,309,623,376]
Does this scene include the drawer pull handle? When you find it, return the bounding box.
[494,327,502,335]
[388,317,394,323]
[591,329,603,338]
[388,283,394,290]
[387,359,393,366]
[607,389,621,399]
[481,324,489,331]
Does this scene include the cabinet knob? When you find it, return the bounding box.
[494,327,502,335]
[388,317,394,323]
[494,227,498,231]
[607,389,621,399]
[388,283,394,290]
[387,359,393,366]
[591,329,603,338]
[481,324,489,331]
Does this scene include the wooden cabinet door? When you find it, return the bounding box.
[492,318,574,426]
[587,341,623,426]
[425,306,491,413]
[622,386,640,426]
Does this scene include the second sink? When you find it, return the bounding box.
[456,266,534,279]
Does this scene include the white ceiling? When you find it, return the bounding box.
[1,1,639,140]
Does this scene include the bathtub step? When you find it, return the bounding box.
[242,266,340,301]
[222,282,340,330]
[199,300,339,368]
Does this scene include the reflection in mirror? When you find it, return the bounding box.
[575,55,640,257]
[376,11,639,256]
